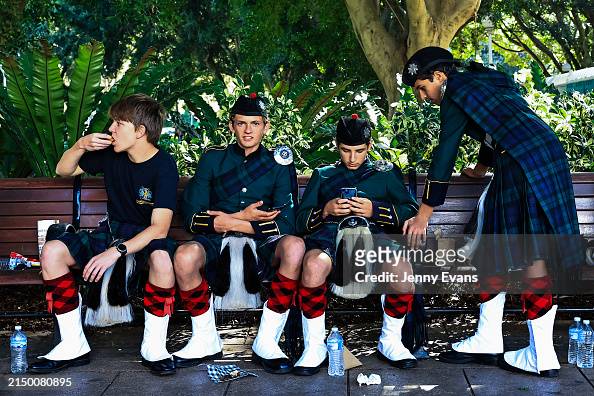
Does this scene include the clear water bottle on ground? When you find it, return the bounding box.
[10,325,28,374]
[327,327,344,376]
[568,317,581,365]
[577,319,593,369]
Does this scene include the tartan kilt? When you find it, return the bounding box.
[57,219,177,271]
[473,152,581,275]
[190,233,286,284]
[304,224,339,265]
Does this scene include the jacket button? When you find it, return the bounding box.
[241,187,247,193]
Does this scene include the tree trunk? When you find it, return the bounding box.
[344,0,405,110]
[406,0,480,57]
[345,0,481,115]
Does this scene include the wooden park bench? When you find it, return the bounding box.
[1,173,593,315]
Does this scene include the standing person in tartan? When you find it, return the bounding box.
[293,114,419,376]
[31,94,180,376]
[401,47,581,377]
[174,93,304,374]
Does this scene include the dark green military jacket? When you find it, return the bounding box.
[296,158,418,237]
[424,94,495,206]
[181,143,298,239]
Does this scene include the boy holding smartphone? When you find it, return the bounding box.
[292,114,420,375]
[174,93,304,375]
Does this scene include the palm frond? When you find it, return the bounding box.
[66,41,104,146]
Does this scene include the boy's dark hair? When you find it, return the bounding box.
[416,63,459,83]
[108,94,166,146]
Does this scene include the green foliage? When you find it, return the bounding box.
[65,40,104,146]
[228,0,375,86]
[87,48,154,135]
[159,134,202,178]
[0,40,202,176]
[4,0,188,75]
[484,1,593,74]
[1,41,109,175]
[1,43,63,175]
[164,70,594,178]
[0,1,27,56]
[3,0,375,103]
[524,88,594,172]
[0,126,31,177]
[389,88,441,171]
[163,74,377,175]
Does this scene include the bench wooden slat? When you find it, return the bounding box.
[0,202,73,216]
[578,211,594,223]
[0,270,42,285]
[0,215,72,229]
[0,189,73,202]
[0,242,39,256]
[0,229,39,243]
[0,178,75,189]
[76,179,594,200]
[430,212,472,224]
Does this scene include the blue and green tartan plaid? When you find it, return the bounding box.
[57,218,176,270]
[447,69,581,269]
[474,153,562,274]
[211,148,276,203]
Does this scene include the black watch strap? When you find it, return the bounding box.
[116,242,127,257]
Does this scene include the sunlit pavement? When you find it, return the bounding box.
[1,313,593,395]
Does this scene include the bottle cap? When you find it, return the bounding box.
[331,327,338,332]
[575,317,581,322]
[15,325,21,331]
[584,320,590,325]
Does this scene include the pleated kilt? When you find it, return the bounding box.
[58,218,177,270]
[474,151,583,276]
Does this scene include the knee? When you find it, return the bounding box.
[301,255,331,286]
[173,243,205,275]
[149,250,174,275]
[279,236,305,267]
[40,240,69,271]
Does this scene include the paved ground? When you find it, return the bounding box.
[0,313,593,395]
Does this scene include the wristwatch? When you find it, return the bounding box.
[115,242,127,257]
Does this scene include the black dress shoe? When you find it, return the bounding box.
[141,357,176,376]
[377,351,418,369]
[173,351,223,368]
[252,353,292,374]
[292,365,320,376]
[438,350,499,365]
[292,357,328,376]
[497,354,559,377]
[30,352,91,374]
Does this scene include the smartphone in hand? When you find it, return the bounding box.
[340,187,357,200]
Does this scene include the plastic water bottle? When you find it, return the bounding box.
[327,327,344,376]
[577,319,593,369]
[10,325,28,374]
[568,317,581,364]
